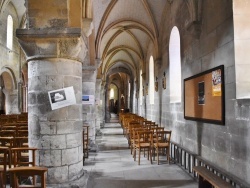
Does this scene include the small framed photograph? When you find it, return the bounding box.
[162,77,166,89]
[155,81,158,92]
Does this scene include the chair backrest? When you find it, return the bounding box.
[0,146,10,170]
[14,137,29,148]
[137,131,153,145]
[155,130,172,143]
[0,130,16,137]
[0,137,15,148]
[11,147,37,167]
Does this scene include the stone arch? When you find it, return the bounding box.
[0,66,17,91]
[0,66,18,114]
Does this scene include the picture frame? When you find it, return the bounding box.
[162,77,166,89]
[184,65,225,125]
[155,81,158,92]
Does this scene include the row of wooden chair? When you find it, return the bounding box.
[0,113,47,188]
[0,146,47,188]
[119,113,172,165]
[0,113,28,125]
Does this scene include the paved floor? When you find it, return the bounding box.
[84,117,198,188]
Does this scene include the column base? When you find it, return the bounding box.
[47,170,89,188]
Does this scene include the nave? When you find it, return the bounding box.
[84,114,198,188]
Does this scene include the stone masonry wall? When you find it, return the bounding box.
[145,0,250,184]
[0,3,21,114]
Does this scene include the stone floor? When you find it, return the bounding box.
[84,117,198,188]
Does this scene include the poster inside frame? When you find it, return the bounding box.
[48,86,76,110]
[184,65,225,125]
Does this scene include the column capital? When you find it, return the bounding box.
[95,58,102,68]
[141,72,146,80]
[155,58,162,68]
[16,28,87,63]
[82,18,94,37]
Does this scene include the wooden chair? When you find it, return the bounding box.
[0,147,10,188]
[133,130,153,165]
[153,130,172,164]
[10,148,38,187]
[130,127,146,155]
[8,166,48,188]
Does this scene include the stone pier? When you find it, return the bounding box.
[16,28,88,187]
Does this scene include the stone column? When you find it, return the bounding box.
[2,89,19,114]
[95,78,102,133]
[105,77,110,122]
[82,67,97,147]
[100,82,106,127]
[16,28,87,187]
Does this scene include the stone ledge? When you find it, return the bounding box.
[16,28,81,39]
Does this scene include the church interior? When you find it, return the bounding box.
[0,0,250,187]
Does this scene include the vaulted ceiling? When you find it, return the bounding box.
[93,0,168,82]
[2,0,169,83]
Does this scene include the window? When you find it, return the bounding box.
[169,26,181,103]
[139,70,143,105]
[149,56,154,104]
[128,81,130,107]
[110,88,114,99]
[7,15,13,50]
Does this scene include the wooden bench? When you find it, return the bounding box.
[193,166,233,188]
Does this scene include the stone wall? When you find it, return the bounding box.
[0,3,21,114]
[144,0,250,184]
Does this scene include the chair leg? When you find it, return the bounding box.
[152,147,155,161]
[167,148,170,164]
[157,147,159,165]
[133,148,136,161]
[0,171,4,188]
[138,148,141,165]
[149,148,152,164]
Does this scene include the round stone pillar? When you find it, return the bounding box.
[16,28,87,187]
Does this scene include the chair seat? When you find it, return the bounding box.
[135,143,150,147]
[154,143,169,147]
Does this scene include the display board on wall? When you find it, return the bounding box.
[184,65,225,125]
[82,95,95,105]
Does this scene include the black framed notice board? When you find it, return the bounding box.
[184,65,225,125]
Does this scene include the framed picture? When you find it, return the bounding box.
[162,77,166,89]
[48,86,76,110]
[155,81,158,92]
[184,65,225,125]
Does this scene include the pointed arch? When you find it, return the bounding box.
[149,56,154,105]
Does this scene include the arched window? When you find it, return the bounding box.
[149,56,154,104]
[169,26,181,103]
[139,70,143,105]
[110,88,114,99]
[7,15,13,50]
